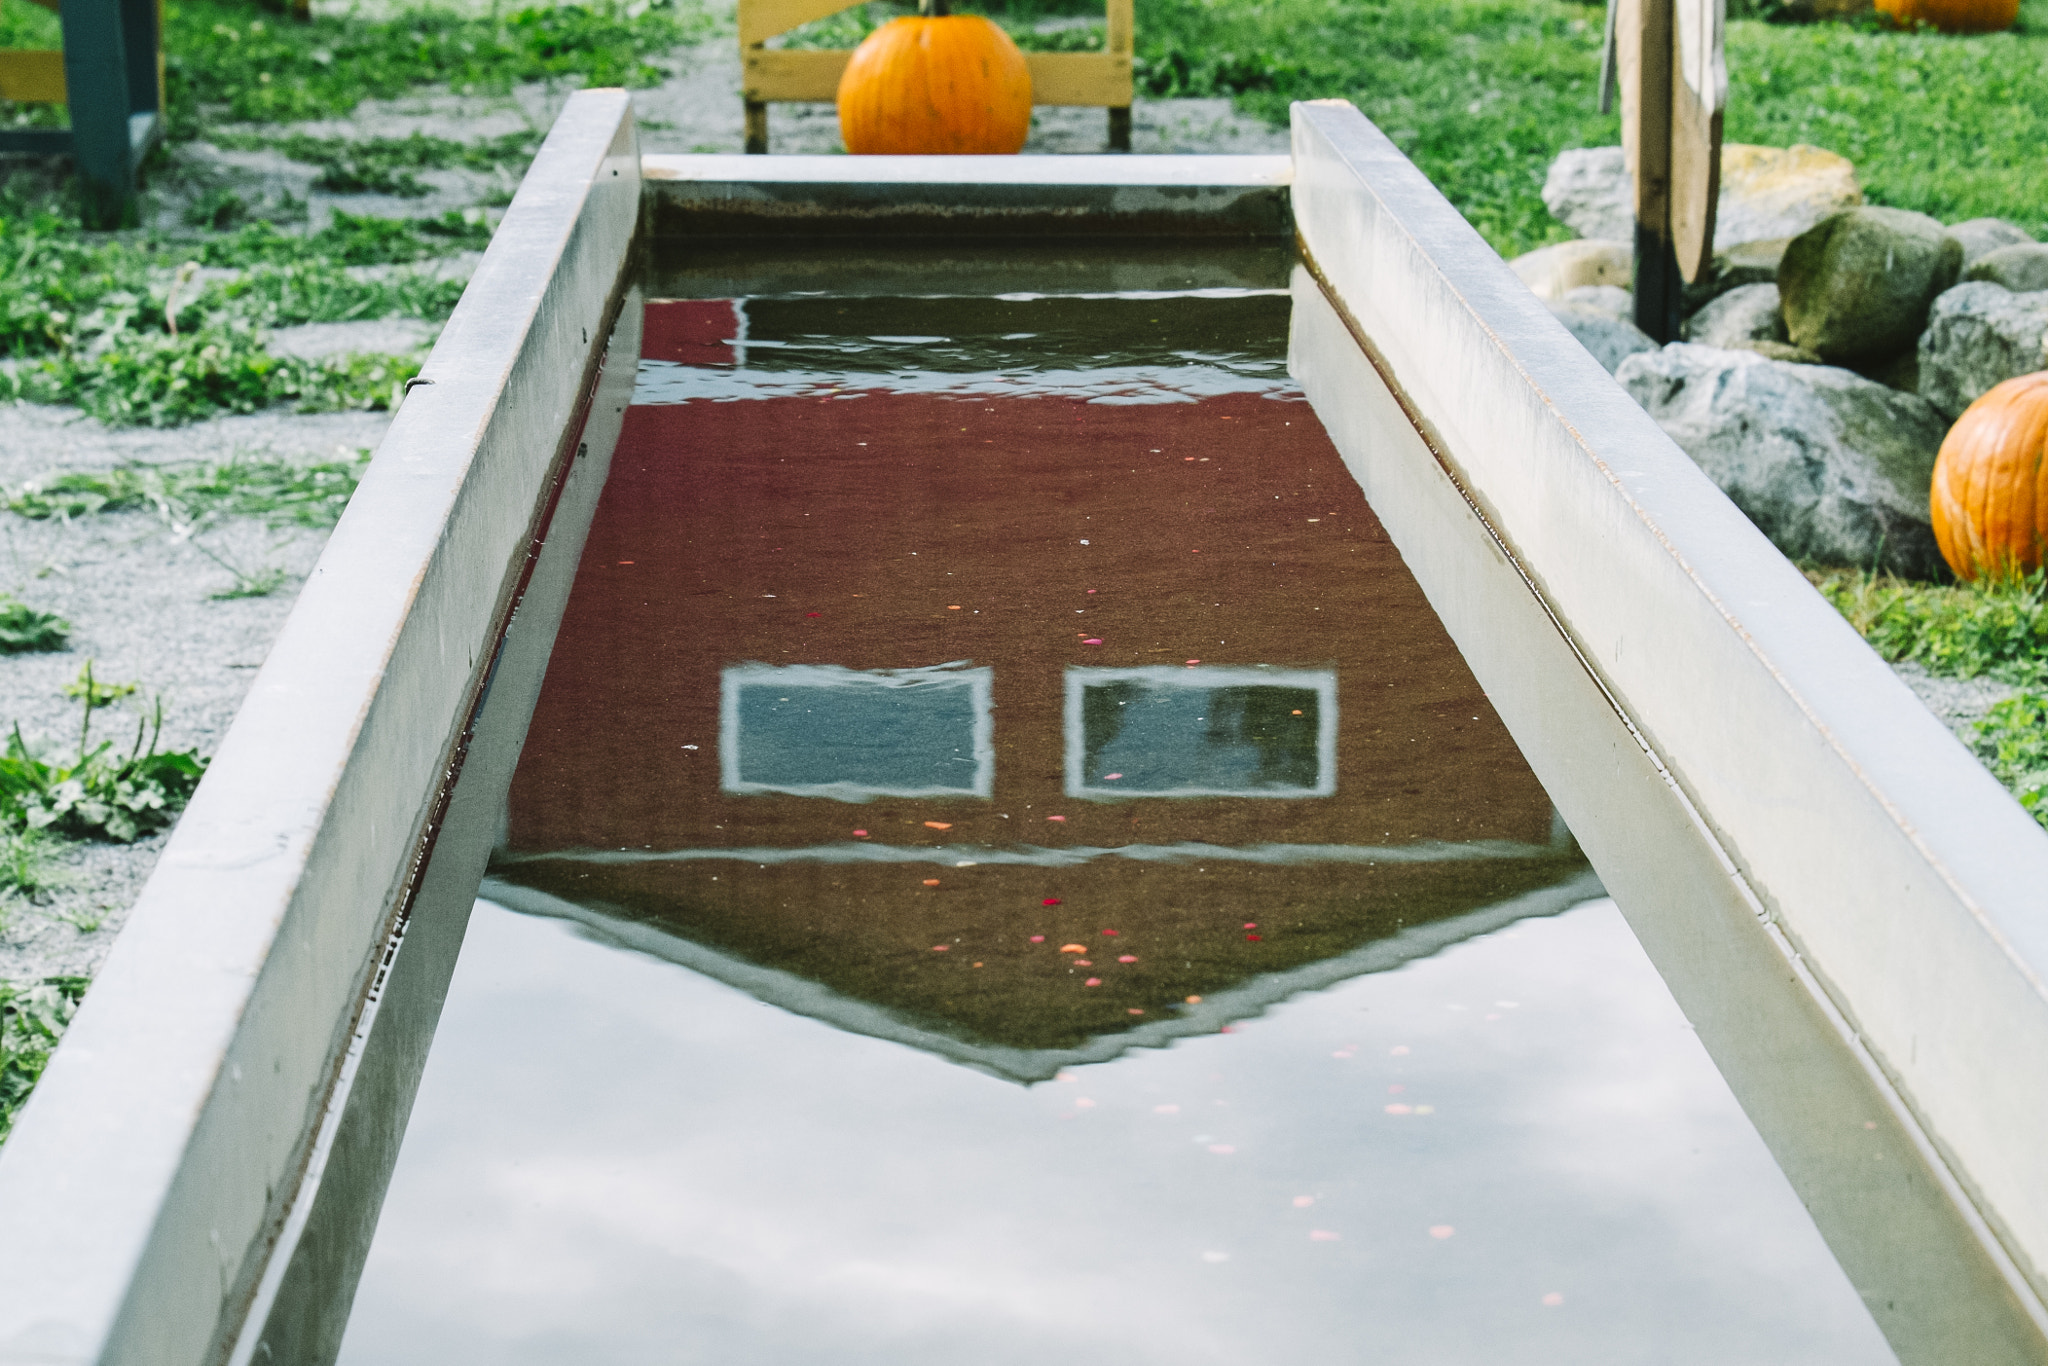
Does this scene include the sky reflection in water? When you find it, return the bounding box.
[335,898,1895,1366]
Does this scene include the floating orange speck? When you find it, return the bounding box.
[1186,995,1203,1004]
[924,821,952,830]
[1060,944,1087,954]
[947,605,961,610]
[922,879,941,887]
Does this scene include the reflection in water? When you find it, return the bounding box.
[338,256,1898,1362]
[721,662,993,800]
[334,897,1896,1366]
[1072,667,1333,798]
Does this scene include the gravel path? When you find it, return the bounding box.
[0,41,1285,987]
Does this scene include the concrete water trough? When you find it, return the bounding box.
[2,89,2047,1365]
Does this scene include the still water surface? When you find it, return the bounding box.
[336,251,1897,1362]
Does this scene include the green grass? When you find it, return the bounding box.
[7,453,368,529]
[1808,567,2048,684]
[162,0,718,130]
[207,131,544,196]
[0,598,69,655]
[1974,691,2048,827]
[1809,567,2048,829]
[0,664,208,844]
[1120,0,2048,257]
[0,975,88,1146]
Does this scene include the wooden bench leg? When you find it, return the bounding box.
[59,0,137,227]
[1108,105,1131,152]
[745,100,769,154]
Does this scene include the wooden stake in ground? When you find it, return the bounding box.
[1612,0,1724,341]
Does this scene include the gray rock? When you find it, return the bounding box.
[1616,342,1948,576]
[1738,339,1825,364]
[1561,285,1634,320]
[1946,218,2035,271]
[1542,147,1633,244]
[1546,301,1659,373]
[1542,144,1860,251]
[1509,238,1633,300]
[1683,283,1787,348]
[1685,236,1792,312]
[1778,206,1962,364]
[1918,282,2048,419]
[1964,242,2048,295]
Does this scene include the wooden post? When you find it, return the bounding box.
[1618,0,1722,343]
[59,0,137,227]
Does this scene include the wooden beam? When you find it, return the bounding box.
[745,48,1131,106]
[0,48,66,103]
[739,0,865,49]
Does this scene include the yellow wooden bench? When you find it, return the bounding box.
[739,0,1134,153]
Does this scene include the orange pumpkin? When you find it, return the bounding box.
[837,4,1032,156]
[1876,0,2016,32]
[1930,372,2048,581]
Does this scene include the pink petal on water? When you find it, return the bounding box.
[1429,1225,1455,1240]
[1103,773,1122,780]
[852,829,868,837]
[1101,928,1119,936]
[1118,955,1137,963]
[1029,935,1045,943]
[1082,638,1103,646]
[1043,897,1062,905]
[1185,659,1201,665]
[1154,1104,1180,1114]
[1390,1045,1411,1056]
[1542,1293,1564,1307]
[1385,1103,1413,1115]
[1127,1007,1145,1015]
[1085,978,1102,987]
[932,945,950,952]
[1309,1230,1341,1242]
[1292,1196,1315,1208]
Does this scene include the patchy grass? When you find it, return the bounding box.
[1974,692,2048,829]
[0,975,88,1146]
[7,453,368,529]
[163,0,718,130]
[208,130,543,196]
[0,829,70,901]
[1807,567,2048,685]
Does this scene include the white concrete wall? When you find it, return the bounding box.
[0,90,640,1366]
[1289,98,2048,1350]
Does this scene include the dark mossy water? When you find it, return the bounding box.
[334,247,1898,1364]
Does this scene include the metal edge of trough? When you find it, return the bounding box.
[0,89,641,1366]
[1285,99,2048,1346]
[640,152,1294,238]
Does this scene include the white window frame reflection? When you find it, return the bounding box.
[1062,665,1338,800]
[721,663,995,801]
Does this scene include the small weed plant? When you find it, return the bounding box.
[0,597,68,655]
[0,975,88,1145]
[0,829,69,900]
[0,663,207,844]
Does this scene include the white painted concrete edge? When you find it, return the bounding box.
[1287,99,2048,1300]
[641,152,1292,186]
[0,90,641,1366]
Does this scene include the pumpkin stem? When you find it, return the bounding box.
[920,0,949,15]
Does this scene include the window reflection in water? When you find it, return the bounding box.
[1069,667,1336,798]
[721,663,993,800]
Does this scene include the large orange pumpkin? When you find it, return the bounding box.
[1876,0,2016,32]
[837,4,1032,156]
[1930,372,2048,581]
